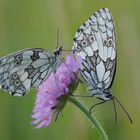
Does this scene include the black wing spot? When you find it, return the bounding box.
[2,84,8,90]
[81,40,88,47]
[12,72,18,79]
[18,85,26,95]
[104,40,107,46]
[83,22,86,27]
[15,79,21,86]
[14,54,23,65]
[77,29,81,33]
[107,38,113,46]
[76,46,82,52]
[89,35,95,43]
[11,92,16,96]
[73,38,76,41]
[105,58,114,70]
[80,28,84,32]
[15,54,22,61]
[25,65,39,79]
[31,51,40,62]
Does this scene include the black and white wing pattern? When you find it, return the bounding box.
[0,48,62,96]
[72,8,116,100]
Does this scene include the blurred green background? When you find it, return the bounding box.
[0,0,140,139]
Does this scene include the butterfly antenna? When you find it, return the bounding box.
[62,49,72,52]
[56,28,70,51]
[112,97,118,123]
[71,94,93,97]
[56,28,59,49]
[113,96,133,124]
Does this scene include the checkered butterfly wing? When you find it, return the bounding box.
[72,8,116,94]
[0,48,61,96]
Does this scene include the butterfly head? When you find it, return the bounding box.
[96,89,113,101]
[88,87,112,101]
[53,47,63,56]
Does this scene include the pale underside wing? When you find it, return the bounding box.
[0,48,61,96]
[72,8,116,99]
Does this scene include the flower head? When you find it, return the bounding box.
[31,55,81,128]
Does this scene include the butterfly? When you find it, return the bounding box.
[73,8,116,101]
[72,8,132,123]
[0,47,62,96]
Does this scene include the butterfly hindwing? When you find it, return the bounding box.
[0,48,61,96]
[73,8,116,99]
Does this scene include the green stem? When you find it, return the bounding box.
[68,96,109,140]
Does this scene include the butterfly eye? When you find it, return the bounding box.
[81,40,88,47]
[105,94,112,99]
[89,35,95,43]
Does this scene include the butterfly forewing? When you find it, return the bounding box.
[0,48,61,96]
[73,8,116,98]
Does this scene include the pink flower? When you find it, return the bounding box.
[31,55,81,128]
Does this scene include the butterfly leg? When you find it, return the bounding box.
[89,100,106,114]
[77,77,86,84]
[54,110,63,122]
[71,93,93,98]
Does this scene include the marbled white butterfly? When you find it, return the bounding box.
[72,8,132,123]
[0,47,62,96]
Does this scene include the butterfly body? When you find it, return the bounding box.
[73,8,116,101]
[0,47,62,96]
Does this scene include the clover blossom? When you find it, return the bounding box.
[31,55,81,128]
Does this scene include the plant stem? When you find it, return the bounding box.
[69,96,109,140]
